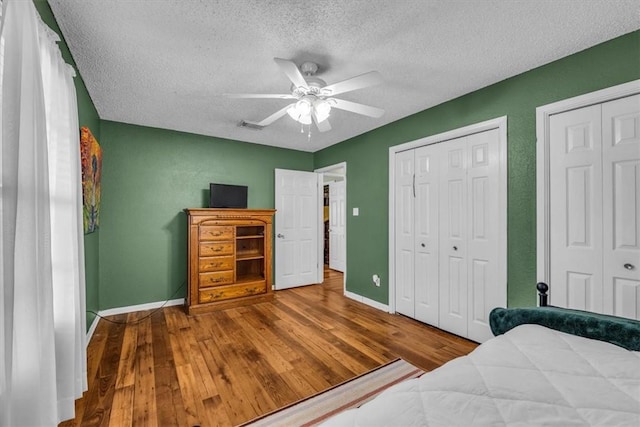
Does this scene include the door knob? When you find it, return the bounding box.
[624,263,635,270]
[277,233,285,238]
[421,243,426,248]
[453,246,458,251]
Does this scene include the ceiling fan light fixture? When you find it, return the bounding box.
[313,99,331,122]
[287,105,312,125]
[288,96,332,124]
[295,97,313,116]
[299,114,312,125]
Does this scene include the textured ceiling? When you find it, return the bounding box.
[49,0,640,152]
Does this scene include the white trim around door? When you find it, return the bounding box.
[315,162,347,292]
[388,116,508,314]
[535,79,640,302]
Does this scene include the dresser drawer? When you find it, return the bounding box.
[199,281,267,303]
[199,225,234,241]
[200,241,234,256]
[199,271,234,288]
[199,256,234,272]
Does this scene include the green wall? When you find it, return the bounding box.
[314,30,640,308]
[98,122,313,309]
[29,0,640,317]
[35,0,101,330]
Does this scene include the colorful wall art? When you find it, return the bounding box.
[80,126,102,234]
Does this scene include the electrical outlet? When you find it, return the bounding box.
[372,274,381,287]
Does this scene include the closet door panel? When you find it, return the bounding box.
[393,123,506,342]
[414,144,440,325]
[466,129,502,342]
[439,137,468,337]
[395,150,416,317]
[549,105,603,312]
[602,94,640,319]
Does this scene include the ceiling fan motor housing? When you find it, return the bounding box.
[291,76,327,97]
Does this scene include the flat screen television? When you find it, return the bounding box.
[209,183,248,208]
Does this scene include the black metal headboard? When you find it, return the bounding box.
[536,282,549,306]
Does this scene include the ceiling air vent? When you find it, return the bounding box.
[238,120,264,130]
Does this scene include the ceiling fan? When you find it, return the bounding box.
[225,58,384,133]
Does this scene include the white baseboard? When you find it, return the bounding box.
[85,298,184,345]
[86,314,100,343]
[344,290,390,313]
[99,298,185,317]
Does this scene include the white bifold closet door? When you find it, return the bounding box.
[395,145,440,325]
[395,149,417,318]
[439,130,502,341]
[549,94,640,319]
[395,128,503,342]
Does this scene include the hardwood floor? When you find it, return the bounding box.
[61,268,477,426]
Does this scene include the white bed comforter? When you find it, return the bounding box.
[320,324,640,426]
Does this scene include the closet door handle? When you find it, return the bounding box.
[412,174,416,198]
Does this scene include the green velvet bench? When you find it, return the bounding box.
[489,282,640,351]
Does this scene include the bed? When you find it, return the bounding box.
[320,284,640,426]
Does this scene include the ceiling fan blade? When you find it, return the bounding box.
[322,71,382,96]
[312,112,332,132]
[274,57,309,90]
[330,98,384,118]
[244,103,295,127]
[224,93,295,99]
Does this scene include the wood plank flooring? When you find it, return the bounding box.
[61,268,477,426]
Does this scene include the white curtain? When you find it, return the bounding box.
[0,0,87,425]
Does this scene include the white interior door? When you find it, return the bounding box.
[549,105,605,313]
[602,94,640,318]
[329,180,346,272]
[437,129,504,342]
[438,136,469,337]
[466,129,503,343]
[274,169,322,290]
[414,144,440,325]
[395,149,416,317]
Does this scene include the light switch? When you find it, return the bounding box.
[353,207,359,216]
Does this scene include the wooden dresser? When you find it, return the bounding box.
[184,208,275,314]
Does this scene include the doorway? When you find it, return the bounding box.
[315,162,347,290]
